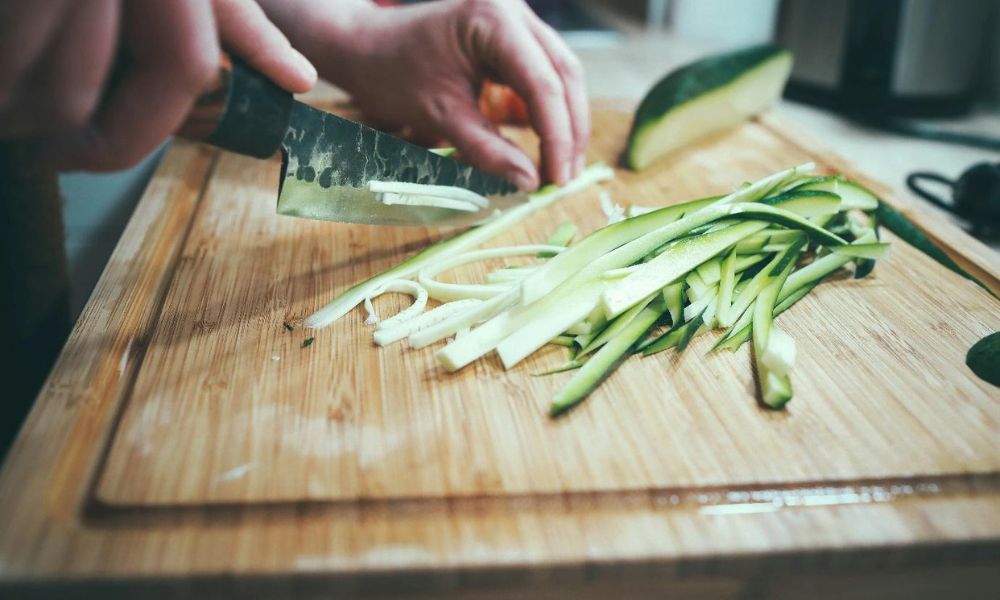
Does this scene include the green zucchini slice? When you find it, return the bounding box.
[626,45,793,170]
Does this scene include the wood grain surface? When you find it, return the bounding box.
[0,104,998,598]
[94,108,1000,507]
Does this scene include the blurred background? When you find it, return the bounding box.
[61,0,1000,321]
[7,0,995,455]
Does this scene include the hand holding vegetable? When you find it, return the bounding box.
[264,0,590,191]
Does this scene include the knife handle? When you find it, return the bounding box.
[177,52,293,159]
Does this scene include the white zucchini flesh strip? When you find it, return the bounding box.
[373,299,482,346]
[602,265,641,280]
[363,280,428,329]
[684,287,719,323]
[495,281,607,370]
[693,292,720,332]
[302,163,613,329]
[599,191,626,224]
[417,245,564,302]
[686,272,710,300]
[439,279,604,371]
[408,288,519,349]
[378,192,481,212]
[752,255,798,407]
[761,326,796,376]
[696,258,722,284]
[578,294,656,357]
[368,180,490,209]
[626,205,656,217]
[566,305,607,336]
[486,266,537,284]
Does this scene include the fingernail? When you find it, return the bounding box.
[292,48,318,87]
[575,155,585,175]
[559,162,570,185]
[511,168,538,191]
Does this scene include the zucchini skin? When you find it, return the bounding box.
[966,332,1000,387]
[626,45,791,170]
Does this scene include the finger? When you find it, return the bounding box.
[213,0,316,94]
[0,0,72,110]
[1,0,118,137]
[426,93,539,191]
[469,7,574,184]
[526,13,589,178]
[43,0,221,171]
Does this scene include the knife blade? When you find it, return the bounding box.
[178,53,527,227]
[276,102,527,226]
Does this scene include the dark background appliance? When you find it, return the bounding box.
[776,0,997,118]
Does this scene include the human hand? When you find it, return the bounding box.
[0,0,317,171]
[296,0,589,191]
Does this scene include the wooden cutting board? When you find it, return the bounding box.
[1,102,998,598]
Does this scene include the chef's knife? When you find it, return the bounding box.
[178,53,527,226]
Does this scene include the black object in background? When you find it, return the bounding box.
[776,0,995,118]
[907,162,1000,235]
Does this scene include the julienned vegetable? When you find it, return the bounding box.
[302,163,887,416]
[302,164,615,329]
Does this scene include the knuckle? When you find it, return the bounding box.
[417,93,450,125]
[459,0,508,47]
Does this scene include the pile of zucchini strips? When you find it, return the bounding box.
[303,163,889,416]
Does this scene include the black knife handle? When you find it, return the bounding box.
[177,52,293,158]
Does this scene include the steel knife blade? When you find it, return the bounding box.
[276,103,527,226]
[177,54,527,227]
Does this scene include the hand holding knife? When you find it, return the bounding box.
[178,52,526,227]
[1,0,589,225]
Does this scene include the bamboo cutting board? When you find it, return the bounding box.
[1,102,998,598]
[92,107,1000,507]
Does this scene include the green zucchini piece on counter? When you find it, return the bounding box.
[625,45,793,170]
[966,332,1000,387]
